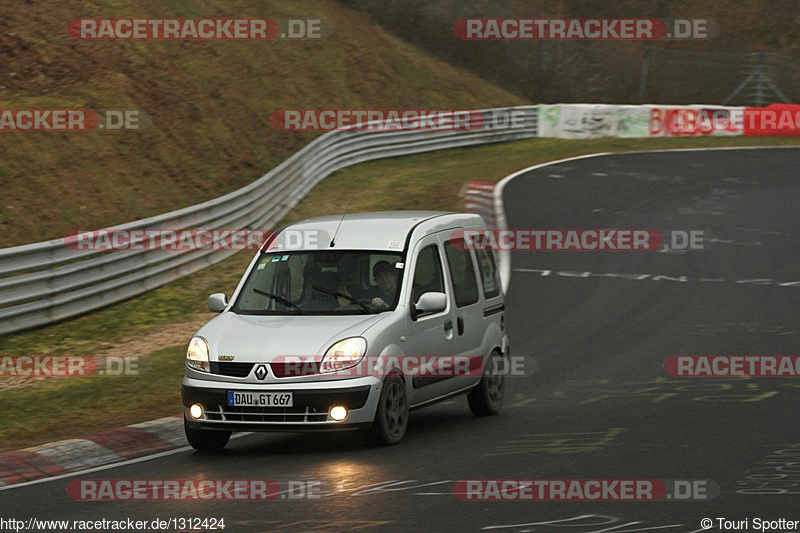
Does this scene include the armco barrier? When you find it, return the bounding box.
[0,107,538,335]
[2,101,790,335]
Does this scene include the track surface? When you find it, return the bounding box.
[4,147,800,531]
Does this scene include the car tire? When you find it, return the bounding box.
[467,350,505,416]
[184,417,231,452]
[367,375,408,446]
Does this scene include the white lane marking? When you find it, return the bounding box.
[491,146,800,292]
[494,152,612,292]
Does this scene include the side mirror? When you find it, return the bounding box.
[413,292,447,318]
[208,293,228,313]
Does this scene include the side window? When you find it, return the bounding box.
[475,248,500,299]
[411,244,445,304]
[444,239,479,307]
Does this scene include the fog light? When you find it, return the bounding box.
[329,405,348,422]
[190,404,203,419]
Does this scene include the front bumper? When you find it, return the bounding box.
[182,375,382,432]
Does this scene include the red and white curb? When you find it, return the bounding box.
[0,415,184,488]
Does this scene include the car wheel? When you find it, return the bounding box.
[368,375,408,446]
[467,350,505,416]
[184,417,231,452]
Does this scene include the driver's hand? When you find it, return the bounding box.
[337,285,352,306]
[371,297,388,308]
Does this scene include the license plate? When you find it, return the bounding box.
[227,391,293,407]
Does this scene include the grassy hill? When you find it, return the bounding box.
[0,0,523,247]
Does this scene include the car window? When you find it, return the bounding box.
[475,248,500,299]
[368,254,403,290]
[288,254,308,301]
[411,244,445,304]
[444,239,479,307]
[234,250,403,315]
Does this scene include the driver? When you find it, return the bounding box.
[371,261,399,309]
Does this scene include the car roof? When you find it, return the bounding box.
[267,211,484,252]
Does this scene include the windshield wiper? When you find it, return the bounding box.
[252,288,304,314]
[312,285,371,314]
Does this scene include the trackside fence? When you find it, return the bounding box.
[0,107,538,334]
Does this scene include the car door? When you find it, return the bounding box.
[441,233,485,391]
[403,233,457,405]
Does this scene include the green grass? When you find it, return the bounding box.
[0,346,185,452]
[2,134,800,451]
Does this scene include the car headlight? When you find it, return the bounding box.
[320,337,367,373]
[186,337,210,372]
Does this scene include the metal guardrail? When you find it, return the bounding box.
[0,106,538,335]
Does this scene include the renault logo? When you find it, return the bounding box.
[254,365,268,380]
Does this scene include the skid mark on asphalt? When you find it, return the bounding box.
[509,393,535,408]
[514,268,800,289]
[505,377,785,410]
[261,478,459,498]
[483,514,704,533]
[734,443,800,495]
[578,378,779,404]
[529,378,783,405]
[685,322,796,336]
[487,428,625,456]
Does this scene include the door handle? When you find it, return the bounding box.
[444,319,453,332]
[457,316,464,335]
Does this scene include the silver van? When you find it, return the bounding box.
[182,211,508,450]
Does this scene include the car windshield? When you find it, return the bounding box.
[232,250,405,315]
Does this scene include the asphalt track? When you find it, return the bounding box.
[4,147,800,532]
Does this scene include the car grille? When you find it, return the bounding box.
[204,405,328,423]
[210,362,255,378]
[270,361,321,378]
